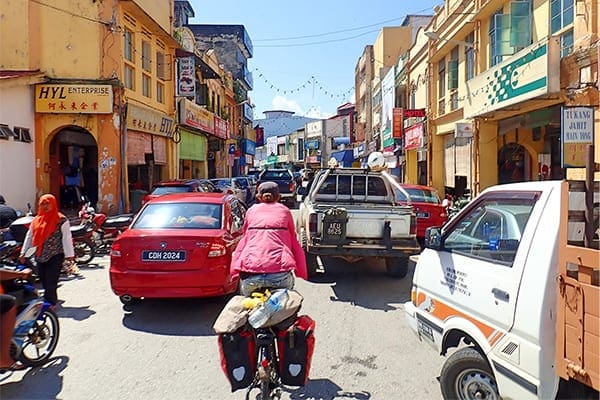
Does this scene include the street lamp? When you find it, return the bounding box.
[424,31,474,48]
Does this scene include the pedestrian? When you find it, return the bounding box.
[19,194,75,306]
[0,195,18,229]
[230,181,307,296]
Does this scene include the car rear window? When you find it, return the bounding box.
[396,188,441,204]
[134,203,222,229]
[150,186,192,195]
[261,170,291,180]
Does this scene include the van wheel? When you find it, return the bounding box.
[385,257,409,279]
[440,347,499,400]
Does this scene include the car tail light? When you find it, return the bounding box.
[289,180,295,192]
[410,215,417,235]
[411,286,417,306]
[309,213,317,236]
[208,241,226,257]
[110,242,122,257]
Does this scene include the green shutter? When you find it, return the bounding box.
[179,129,206,161]
[510,1,532,47]
[494,14,513,56]
[448,60,459,90]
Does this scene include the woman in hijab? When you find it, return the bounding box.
[19,194,75,306]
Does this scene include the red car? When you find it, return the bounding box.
[395,184,448,245]
[141,179,221,205]
[109,192,246,306]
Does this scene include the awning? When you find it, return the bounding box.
[331,149,354,163]
[332,137,350,146]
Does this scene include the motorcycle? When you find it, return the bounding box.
[1,249,60,371]
[78,203,133,254]
[69,222,96,265]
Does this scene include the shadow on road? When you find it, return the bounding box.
[287,378,371,399]
[121,296,231,336]
[0,356,68,399]
[308,256,415,311]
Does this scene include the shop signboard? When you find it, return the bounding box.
[464,38,559,118]
[214,115,230,140]
[35,84,113,114]
[381,68,395,149]
[404,123,424,150]
[561,106,594,168]
[179,99,216,136]
[126,103,174,137]
[177,57,195,97]
[455,122,474,138]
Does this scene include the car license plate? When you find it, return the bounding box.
[416,211,430,218]
[141,250,186,262]
[417,320,434,342]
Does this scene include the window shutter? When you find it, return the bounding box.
[494,14,513,56]
[510,1,532,48]
[448,60,459,90]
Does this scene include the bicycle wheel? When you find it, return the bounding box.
[16,309,60,367]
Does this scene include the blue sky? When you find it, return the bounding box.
[188,0,443,119]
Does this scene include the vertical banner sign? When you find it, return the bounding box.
[177,57,195,97]
[381,69,395,149]
[392,108,403,138]
[561,106,594,168]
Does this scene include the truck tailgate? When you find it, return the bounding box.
[315,204,413,239]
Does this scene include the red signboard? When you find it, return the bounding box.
[393,108,403,138]
[214,115,230,140]
[403,108,426,118]
[404,122,424,150]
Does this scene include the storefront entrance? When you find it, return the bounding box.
[498,143,530,184]
[49,126,98,211]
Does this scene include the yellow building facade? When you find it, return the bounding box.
[425,0,598,198]
[1,0,177,214]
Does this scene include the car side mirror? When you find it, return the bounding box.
[297,187,307,196]
[424,227,442,250]
[232,216,243,230]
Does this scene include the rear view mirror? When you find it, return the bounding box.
[424,227,442,250]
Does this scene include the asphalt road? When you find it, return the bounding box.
[0,251,444,400]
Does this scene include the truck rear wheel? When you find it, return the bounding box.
[306,253,319,278]
[385,257,409,279]
[439,347,499,400]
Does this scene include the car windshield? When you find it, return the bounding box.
[396,188,440,204]
[133,202,222,229]
[151,185,192,195]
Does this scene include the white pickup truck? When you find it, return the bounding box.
[296,166,421,278]
[404,178,599,400]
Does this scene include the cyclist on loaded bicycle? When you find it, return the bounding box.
[230,181,307,296]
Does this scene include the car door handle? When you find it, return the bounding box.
[492,288,510,302]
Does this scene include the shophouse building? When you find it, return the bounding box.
[355,45,375,157]
[427,0,598,197]
[1,0,178,214]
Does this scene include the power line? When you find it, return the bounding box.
[28,0,109,25]
[253,5,437,42]
[255,29,381,48]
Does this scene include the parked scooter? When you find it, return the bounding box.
[1,248,60,372]
[78,202,133,254]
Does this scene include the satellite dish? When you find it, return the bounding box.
[367,152,386,171]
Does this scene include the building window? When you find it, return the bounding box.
[142,74,151,97]
[438,59,446,115]
[450,92,459,111]
[489,9,505,66]
[510,0,532,50]
[156,51,166,80]
[142,41,151,72]
[465,32,475,81]
[124,28,134,62]
[157,82,164,103]
[0,124,14,140]
[124,65,134,90]
[448,46,459,90]
[14,127,32,142]
[551,0,574,57]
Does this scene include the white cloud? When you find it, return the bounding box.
[270,96,335,119]
[271,96,302,114]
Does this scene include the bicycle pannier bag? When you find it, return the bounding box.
[277,315,315,386]
[218,328,256,391]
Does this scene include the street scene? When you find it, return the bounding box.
[1,0,599,399]
[0,252,443,400]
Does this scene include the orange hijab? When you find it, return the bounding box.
[31,194,65,255]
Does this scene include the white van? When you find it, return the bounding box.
[404,180,599,400]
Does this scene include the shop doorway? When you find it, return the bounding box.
[498,143,530,184]
[49,126,98,211]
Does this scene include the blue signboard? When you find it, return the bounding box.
[244,139,256,155]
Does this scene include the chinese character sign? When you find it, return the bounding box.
[35,84,113,113]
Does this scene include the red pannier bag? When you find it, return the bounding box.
[218,328,256,392]
[276,315,315,387]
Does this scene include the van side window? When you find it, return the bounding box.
[443,198,535,265]
[367,177,387,196]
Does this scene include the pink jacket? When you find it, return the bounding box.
[230,202,307,280]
